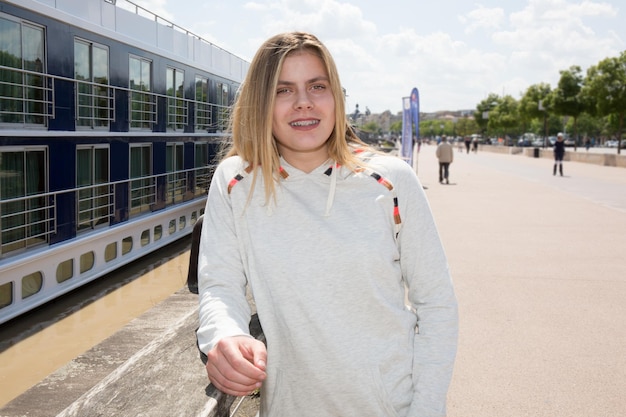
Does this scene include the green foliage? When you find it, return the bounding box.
[389,120,402,134]
[360,121,381,134]
[474,93,501,133]
[486,95,521,137]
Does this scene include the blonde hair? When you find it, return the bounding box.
[222,32,369,203]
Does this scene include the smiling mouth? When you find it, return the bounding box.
[290,120,319,127]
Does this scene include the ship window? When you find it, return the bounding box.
[77,145,111,232]
[194,142,211,196]
[104,242,117,262]
[122,236,132,255]
[129,55,155,130]
[140,229,150,247]
[168,219,176,234]
[22,271,42,298]
[154,225,162,241]
[0,148,50,256]
[80,251,95,274]
[194,75,210,132]
[57,259,73,283]
[0,282,13,309]
[129,144,154,216]
[166,67,186,130]
[166,143,185,205]
[179,216,186,230]
[191,211,197,225]
[0,15,49,126]
[215,81,230,132]
[74,39,111,129]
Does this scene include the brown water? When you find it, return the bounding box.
[0,239,191,408]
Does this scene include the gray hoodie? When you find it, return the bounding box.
[197,151,458,417]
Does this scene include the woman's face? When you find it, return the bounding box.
[272,51,335,172]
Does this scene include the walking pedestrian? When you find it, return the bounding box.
[436,135,454,184]
[196,31,458,417]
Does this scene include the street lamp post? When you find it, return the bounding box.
[539,100,547,148]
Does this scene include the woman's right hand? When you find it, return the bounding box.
[205,335,267,396]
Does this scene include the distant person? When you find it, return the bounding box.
[436,135,454,184]
[472,137,478,153]
[554,132,565,176]
[464,136,471,153]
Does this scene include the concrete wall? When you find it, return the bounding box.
[479,146,626,168]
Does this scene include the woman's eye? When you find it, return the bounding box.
[277,87,291,95]
[311,84,326,91]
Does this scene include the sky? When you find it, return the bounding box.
[132,0,624,114]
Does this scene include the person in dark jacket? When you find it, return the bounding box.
[553,132,565,176]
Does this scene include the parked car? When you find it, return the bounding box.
[531,138,546,147]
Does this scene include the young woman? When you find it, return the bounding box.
[197,32,458,417]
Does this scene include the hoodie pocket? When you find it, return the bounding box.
[369,367,401,417]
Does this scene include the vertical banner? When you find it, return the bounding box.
[410,87,420,172]
[400,87,420,167]
[410,87,420,147]
[400,96,413,166]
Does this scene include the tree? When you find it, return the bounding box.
[474,93,500,137]
[565,112,602,144]
[519,83,552,146]
[487,95,521,140]
[583,51,626,154]
[455,116,479,138]
[551,66,586,150]
[361,121,381,136]
[389,120,402,136]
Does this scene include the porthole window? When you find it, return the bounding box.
[141,229,150,247]
[122,237,133,255]
[105,242,117,262]
[0,282,14,309]
[154,225,163,241]
[169,219,176,234]
[80,252,95,274]
[57,259,74,283]
[179,216,186,230]
[22,272,43,299]
[191,211,197,225]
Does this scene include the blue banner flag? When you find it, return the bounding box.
[401,96,412,165]
[401,87,420,168]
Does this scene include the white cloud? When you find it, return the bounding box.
[150,0,625,112]
[460,6,506,34]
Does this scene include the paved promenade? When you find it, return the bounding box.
[2,144,624,417]
[416,144,626,417]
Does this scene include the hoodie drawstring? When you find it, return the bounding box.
[324,162,338,217]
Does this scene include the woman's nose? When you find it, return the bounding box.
[294,89,313,109]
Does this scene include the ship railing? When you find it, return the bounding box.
[0,64,231,132]
[129,175,157,215]
[0,192,56,255]
[77,183,115,231]
[0,165,216,257]
[167,171,187,204]
[75,78,116,128]
[111,0,242,61]
[0,64,54,126]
